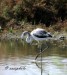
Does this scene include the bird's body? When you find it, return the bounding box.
[21,28,52,43]
[21,28,52,60]
[31,28,52,41]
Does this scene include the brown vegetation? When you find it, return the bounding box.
[0,0,67,31]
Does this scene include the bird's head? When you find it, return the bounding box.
[21,31,33,43]
[21,31,29,39]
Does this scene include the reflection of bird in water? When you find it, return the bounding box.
[59,36,66,40]
[21,28,52,59]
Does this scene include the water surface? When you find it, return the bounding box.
[0,39,67,75]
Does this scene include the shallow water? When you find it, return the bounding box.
[0,39,67,75]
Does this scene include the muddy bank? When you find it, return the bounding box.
[0,29,67,41]
[0,23,67,40]
[0,32,21,40]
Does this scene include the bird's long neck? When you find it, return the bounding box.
[27,32,31,37]
[26,32,33,43]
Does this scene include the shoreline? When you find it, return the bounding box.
[0,24,67,40]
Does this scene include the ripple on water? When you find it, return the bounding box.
[0,56,67,75]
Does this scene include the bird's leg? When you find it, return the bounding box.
[35,44,43,75]
[37,43,43,75]
[40,45,43,75]
[41,42,48,53]
[35,42,48,60]
[35,43,42,60]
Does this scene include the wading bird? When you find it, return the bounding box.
[21,28,52,59]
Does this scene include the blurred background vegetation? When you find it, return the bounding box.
[0,0,67,31]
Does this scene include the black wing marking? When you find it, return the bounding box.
[33,30,48,38]
[33,34,48,38]
[33,30,52,38]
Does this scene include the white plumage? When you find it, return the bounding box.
[21,28,52,43]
